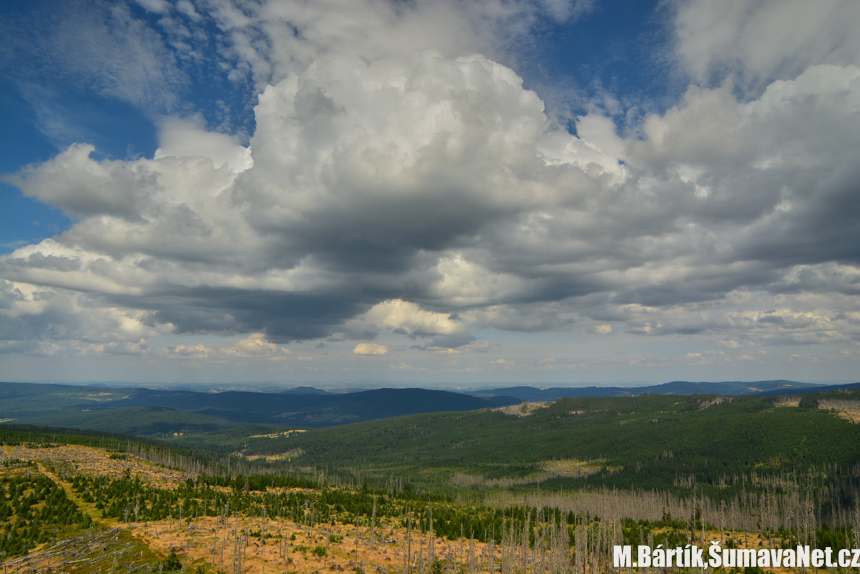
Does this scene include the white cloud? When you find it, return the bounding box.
[538,0,595,22]
[672,0,860,88]
[168,334,291,361]
[591,324,613,335]
[0,278,166,356]
[134,0,169,13]
[429,253,532,306]
[155,119,253,172]
[207,0,591,94]
[347,299,468,339]
[353,343,389,356]
[225,333,292,359]
[5,55,860,358]
[42,1,185,112]
[2,0,860,377]
[4,144,151,219]
[630,85,745,168]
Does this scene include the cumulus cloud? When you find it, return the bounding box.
[345,299,470,343]
[6,144,151,220]
[205,0,594,93]
[672,0,860,89]
[169,333,291,360]
[591,324,613,335]
[0,278,165,356]
[353,343,389,356]
[155,119,253,172]
[226,333,292,359]
[5,0,594,145]
[2,0,860,371]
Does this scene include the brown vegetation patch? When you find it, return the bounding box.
[698,396,732,410]
[1,445,195,488]
[236,448,305,462]
[115,512,502,574]
[492,401,550,416]
[541,459,608,477]
[773,398,801,407]
[819,399,860,423]
[451,459,608,490]
[249,429,307,438]
[0,528,159,574]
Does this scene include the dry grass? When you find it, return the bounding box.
[248,429,307,439]
[540,459,606,477]
[1,445,833,574]
[451,458,608,490]
[1,444,195,488]
[774,399,801,408]
[819,399,860,423]
[235,448,304,462]
[123,512,501,574]
[2,445,503,573]
[492,401,549,416]
[0,528,159,574]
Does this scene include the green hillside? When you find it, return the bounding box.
[222,392,860,496]
[13,406,241,437]
[0,382,514,432]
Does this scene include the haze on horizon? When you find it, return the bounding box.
[1,0,859,386]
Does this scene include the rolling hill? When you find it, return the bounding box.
[0,382,516,434]
[221,389,860,495]
[468,380,823,401]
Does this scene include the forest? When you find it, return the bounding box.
[0,386,859,572]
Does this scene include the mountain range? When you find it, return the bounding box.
[1,379,855,438]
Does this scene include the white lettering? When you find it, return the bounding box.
[769,548,783,567]
[708,542,722,568]
[666,547,676,568]
[738,549,756,567]
[691,545,704,568]
[723,548,736,568]
[624,543,860,571]
[613,545,631,568]
[811,549,824,568]
[783,549,796,568]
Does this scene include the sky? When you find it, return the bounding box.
[1,0,859,388]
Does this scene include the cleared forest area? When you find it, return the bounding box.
[2,388,860,574]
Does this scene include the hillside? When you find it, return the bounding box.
[3,380,846,439]
[468,380,825,401]
[1,422,857,574]
[223,390,860,496]
[0,382,516,435]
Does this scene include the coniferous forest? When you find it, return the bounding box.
[1,384,859,573]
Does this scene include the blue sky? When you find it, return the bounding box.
[1,0,859,387]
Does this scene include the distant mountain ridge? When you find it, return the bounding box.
[2,380,855,439]
[280,386,333,395]
[0,382,516,434]
[467,380,826,402]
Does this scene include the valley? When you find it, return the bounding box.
[1,381,859,572]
